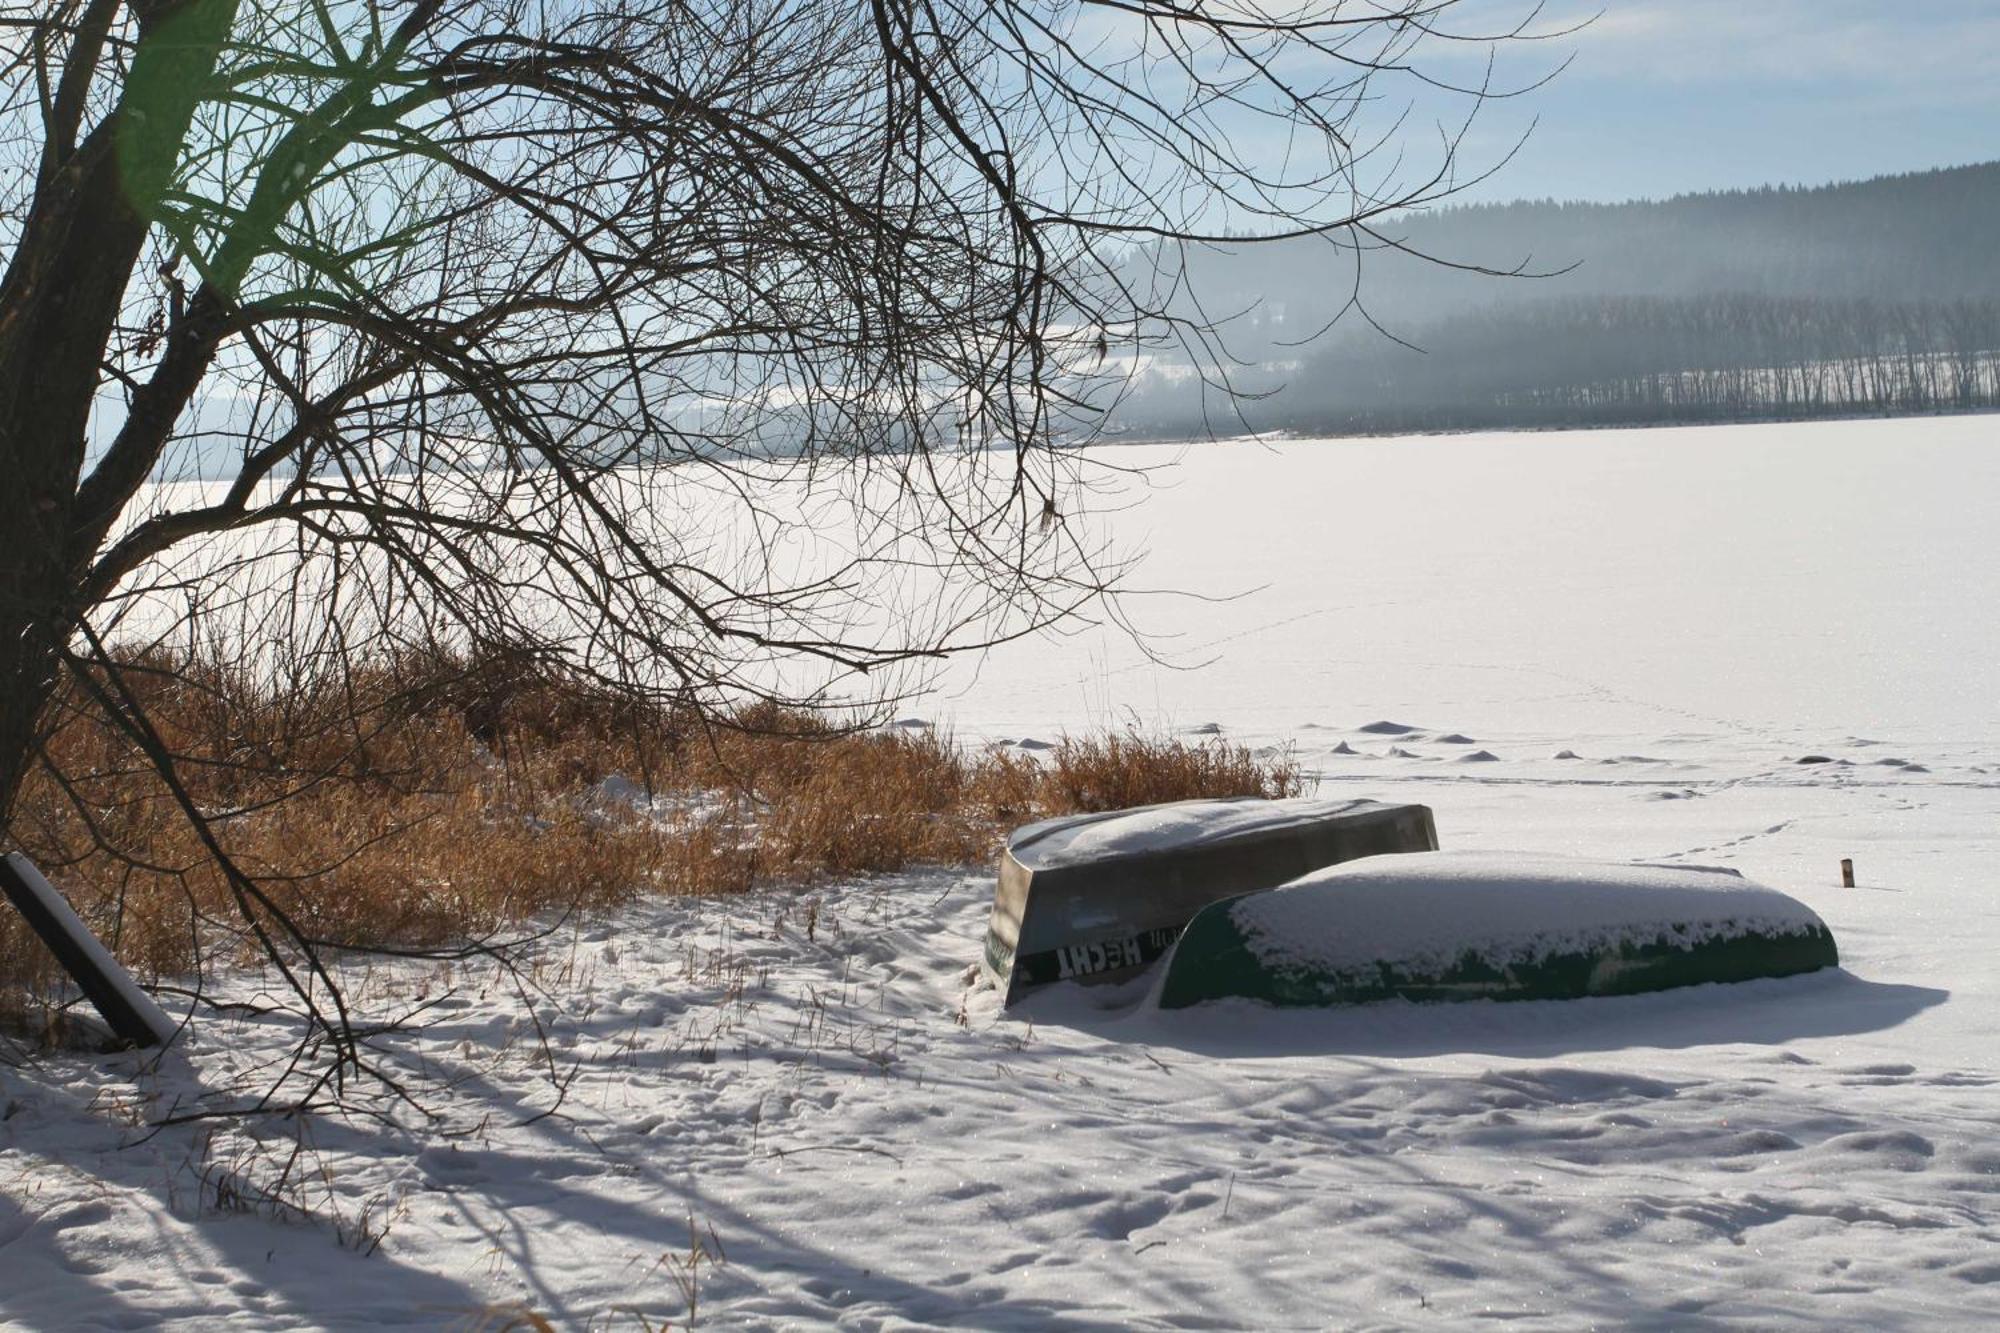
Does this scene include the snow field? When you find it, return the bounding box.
[3,417,1998,1328]
[2,809,1992,1329]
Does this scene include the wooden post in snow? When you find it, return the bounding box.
[0,852,177,1047]
[1840,858,1856,889]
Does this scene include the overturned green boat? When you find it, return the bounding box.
[1157,852,1838,1010]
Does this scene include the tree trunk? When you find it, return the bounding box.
[0,0,242,830]
[0,631,61,822]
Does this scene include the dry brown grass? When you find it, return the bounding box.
[1039,731,1305,813]
[0,644,1303,1022]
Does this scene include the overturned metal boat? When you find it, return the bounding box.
[981,796,1438,1006]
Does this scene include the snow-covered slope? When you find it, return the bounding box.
[3,417,1996,1329]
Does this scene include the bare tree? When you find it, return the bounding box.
[0,0,1539,1074]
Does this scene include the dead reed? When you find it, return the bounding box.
[0,644,1302,1023]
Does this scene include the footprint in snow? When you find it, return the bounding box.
[1357,719,1422,735]
[1454,749,1501,763]
[1433,732,1476,745]
[1812,1129,1936,1171]
[1949,1260,2000,1285]
[418,1146,491,1181]
[1185,722,1223,736]
[1837,1062,1917,1080]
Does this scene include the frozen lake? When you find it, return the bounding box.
[935,415,2000,753]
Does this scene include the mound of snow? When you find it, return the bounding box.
[591,773,650,809]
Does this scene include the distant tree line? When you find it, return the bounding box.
[1268,294,2000,432]
[1116,293,2000,437]
[1110,161,2000,435]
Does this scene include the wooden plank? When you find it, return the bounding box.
[0,853,177,1047]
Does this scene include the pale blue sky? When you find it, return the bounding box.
[1449,0,2000,202]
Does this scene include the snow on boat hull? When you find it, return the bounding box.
[1157,852,1838,1010]
[982,797,1438,1007]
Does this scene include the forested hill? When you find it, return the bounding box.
[1431,162,2000,303]
[1118,161,2000,434]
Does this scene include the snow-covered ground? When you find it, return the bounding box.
[4,417,1998,1329]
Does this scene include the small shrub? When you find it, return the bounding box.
[1037,731,1304,812]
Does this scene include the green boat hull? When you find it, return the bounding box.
[1159,894,1839,1010]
